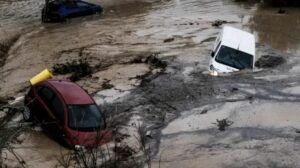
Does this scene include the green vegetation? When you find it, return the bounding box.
[52,57,92,81]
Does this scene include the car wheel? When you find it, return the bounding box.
[23,106,33,122]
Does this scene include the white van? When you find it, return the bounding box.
[209,26,255,75]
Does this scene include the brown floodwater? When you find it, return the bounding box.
[249,7,300,55]
[1,0,300,167]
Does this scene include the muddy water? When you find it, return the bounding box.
[1,0,300,167]
[249,8,300,55]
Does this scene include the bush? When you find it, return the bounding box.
[52,57,92,81]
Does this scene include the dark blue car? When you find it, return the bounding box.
[42,0,103,22]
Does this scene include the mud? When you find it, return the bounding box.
[1,0,300,167]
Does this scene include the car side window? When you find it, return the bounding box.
[37,86,54,105]
[65,0,77,8]
[37,86,64,122]
[77,2,89,7]
[51,95,64,122]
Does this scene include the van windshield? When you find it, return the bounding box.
[68,104,105,132]
[215,46,253,70]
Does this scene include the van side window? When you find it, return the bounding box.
[215,41,222,53]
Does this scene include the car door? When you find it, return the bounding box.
[36,86,65,137]
[48,92,65,136]
[34,86,55,123]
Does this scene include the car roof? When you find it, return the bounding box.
[47,79,94,105]
[221,26,255,56]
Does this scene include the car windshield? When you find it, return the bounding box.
[68,104,104,131]
[215,45,253,70]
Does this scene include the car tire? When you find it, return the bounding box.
[23,106,33,122]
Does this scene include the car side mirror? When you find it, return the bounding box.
[211,51,215,57]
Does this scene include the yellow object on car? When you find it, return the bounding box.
[30,69,53,86]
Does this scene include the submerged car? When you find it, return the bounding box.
[23,79,112,148]
[209,26,255,75]
[42,0,103,22]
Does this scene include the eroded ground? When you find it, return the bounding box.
[1,0,300,167]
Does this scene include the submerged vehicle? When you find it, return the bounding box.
[42,0,103,22]
[209,26,255,75]
[23,79,112,148]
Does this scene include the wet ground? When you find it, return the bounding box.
[1,0,300,167]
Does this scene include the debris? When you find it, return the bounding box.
[163,38,175,43]
[213,119,233,131]
[114,133,130,143]
[211,20,228,27]
[102,81,114,90]
[128,53,167,70]
[247,95,254,103]
[114,145,136,159]
[255,55,285,68]
[278,8,286,14]
[145,54,167,69]
[52,57,92,81]
[231,87,239,92]
[200,109,208,114]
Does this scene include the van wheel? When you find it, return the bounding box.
[23,106,33,122]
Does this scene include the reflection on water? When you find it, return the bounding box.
[249,8,300,55]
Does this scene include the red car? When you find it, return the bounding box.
[23,79,112,148]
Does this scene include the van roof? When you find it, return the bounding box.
[221,26,255,56]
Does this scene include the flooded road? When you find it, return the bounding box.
[1,0,300,167]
